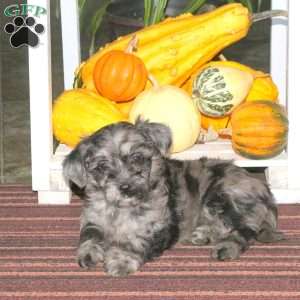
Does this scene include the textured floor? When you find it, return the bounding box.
[0,185,299,300]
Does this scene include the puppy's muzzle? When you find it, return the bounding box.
[120,183,145,197]
[119,183,135,197]
[118,183,146,207]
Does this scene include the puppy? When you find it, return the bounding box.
[63,120,284,277]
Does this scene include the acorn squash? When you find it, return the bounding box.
[230,101,288,159]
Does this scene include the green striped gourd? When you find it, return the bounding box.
[192,66,254,117]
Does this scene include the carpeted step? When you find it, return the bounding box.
[0,185,299,300]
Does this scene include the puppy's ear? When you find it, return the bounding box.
[136,119,172,155]
[63,147,87,189]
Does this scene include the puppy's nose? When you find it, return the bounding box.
[119,183,130,193]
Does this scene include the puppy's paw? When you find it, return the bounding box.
[104,248,141,277]
[191,226,211,245]
[77,240,104,269]
[211,241,241,261]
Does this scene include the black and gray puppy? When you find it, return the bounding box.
[63,120,284,277]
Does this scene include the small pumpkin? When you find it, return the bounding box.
[192,65,254,117]
[129,77,201,153]
[230,100,288,159]
[93,36,148,102]
[52,89,127,147]
[182,60,279,133]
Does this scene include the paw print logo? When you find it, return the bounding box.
[4,16,44,48]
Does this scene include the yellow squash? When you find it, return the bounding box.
[75,4,251,91]
[52,89,127,147]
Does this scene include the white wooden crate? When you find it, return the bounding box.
[28,0,300,204]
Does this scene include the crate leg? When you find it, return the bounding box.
[38,190,71,205]
[28,0,80,204]
[35,146,72,205]
[266,167,300,204]
[265,166,288,190]
[37,170,72,204]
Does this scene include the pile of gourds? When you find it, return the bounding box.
[52,3,288,159]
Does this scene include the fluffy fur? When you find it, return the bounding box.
[63,120,284,277]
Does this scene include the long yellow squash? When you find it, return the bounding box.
[75,4,251,91]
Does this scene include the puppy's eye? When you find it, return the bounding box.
[97,161,109,171]
[131,152,145,164]
[108,172,116,180]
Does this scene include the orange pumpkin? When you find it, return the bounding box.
[93,36,148,102]
[231,101,288,159]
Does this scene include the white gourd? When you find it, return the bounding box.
[129,83,201,153]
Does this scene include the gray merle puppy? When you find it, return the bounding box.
[63,120,284,277]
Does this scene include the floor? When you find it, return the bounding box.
[0,0,271,184]
[1,185,299,300]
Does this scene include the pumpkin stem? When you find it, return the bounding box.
[126,34,139,53]
[73,62,85,88]
[198,126,219,144]
[218,54,227,61]
[225,116,231,129]
[252,10,288,23]
[148,73,160,87]
[253,73,270,79]
[218,128,232,137]
[218,117,233,138]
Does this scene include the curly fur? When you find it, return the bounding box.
[63,120,284,276]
